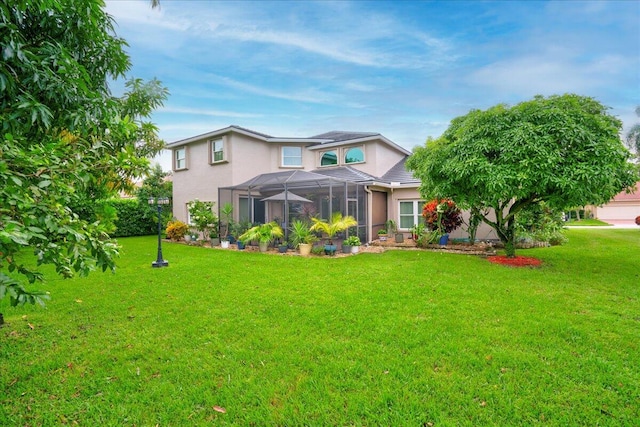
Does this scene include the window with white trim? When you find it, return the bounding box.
[399,200,424,229]
[174,147,186,170]
[282,146,302,167]
[344,147,364,164]
[320,150,337,166]
[211,139,224,163]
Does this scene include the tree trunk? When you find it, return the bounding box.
[504,239,516,257]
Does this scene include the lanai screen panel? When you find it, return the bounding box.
[219,170,367,240]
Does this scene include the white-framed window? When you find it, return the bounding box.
[282,146,302,167]
[174,147,186,170]
[320,150,337,166]
[210,138,224,163]
[344,147,364,164]
[399,200,424,229]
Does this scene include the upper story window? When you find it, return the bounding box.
[174,147,187,170]
[320,150,337,166]
[282,146,302,167]
[210,139,225,163]
[344,147,364,164]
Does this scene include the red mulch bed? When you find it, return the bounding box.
[487,255,542,267]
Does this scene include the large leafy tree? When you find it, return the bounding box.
[406,94,638,257]
[0,0,168,307]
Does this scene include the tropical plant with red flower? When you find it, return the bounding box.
[422,199,463,234]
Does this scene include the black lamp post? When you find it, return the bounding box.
[149,196,170,268]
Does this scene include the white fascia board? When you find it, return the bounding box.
[165,125,272,148]
[265,138,329,144]
[306,135,411,155]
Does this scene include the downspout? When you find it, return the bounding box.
[364,185,373,243]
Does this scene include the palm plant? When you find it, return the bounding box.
[289,220,318,247]
[310,212,357,244]
[238,221,284,252]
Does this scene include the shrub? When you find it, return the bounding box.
[422,199,462,234]
[187,199,217,240]
[166,220,189,241]
[111,198,157,237]
[516,202,567,246]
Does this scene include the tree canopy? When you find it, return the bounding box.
[406,94,638,256]
[0,0,168,306]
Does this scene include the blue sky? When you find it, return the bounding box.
[104,0,640,170]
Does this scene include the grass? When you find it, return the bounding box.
[1,229,639,426]
[564,218,613,226]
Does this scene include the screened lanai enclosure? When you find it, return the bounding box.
[219,170,368,242]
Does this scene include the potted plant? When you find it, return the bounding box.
[233,220,251,250]
[310,212,357,255]
[410,222,427,241]
[385,219,404,243]
[238,221,284,252]
[289,219,318,256]
[219,202,234,248]
[345,235,361,254]
[377,228,388,241]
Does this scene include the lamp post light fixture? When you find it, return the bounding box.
[149,196,170,268]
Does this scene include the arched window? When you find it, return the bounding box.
[344,147,364,164]
[320,150,337,166]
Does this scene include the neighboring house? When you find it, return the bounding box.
[167,125,494,242]
[592,182,640,225]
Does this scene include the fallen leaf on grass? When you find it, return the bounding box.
[28,323,34,330]
[75,299,83,303]
[213,406,226,413]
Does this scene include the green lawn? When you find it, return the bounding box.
[1,229,639,426]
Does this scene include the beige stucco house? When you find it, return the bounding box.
[167,125,494,243]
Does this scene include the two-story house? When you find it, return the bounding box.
[167,125,495,243]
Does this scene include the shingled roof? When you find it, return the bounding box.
[380,158,420,184]
[310,131,380,143]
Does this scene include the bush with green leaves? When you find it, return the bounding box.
[516,202,567,246]
[0,0,167,307]
[187,200,218,240]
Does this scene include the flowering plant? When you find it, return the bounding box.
[422,198,462,235]
[187,199,218,240]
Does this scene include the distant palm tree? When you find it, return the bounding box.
[627,106,640,156]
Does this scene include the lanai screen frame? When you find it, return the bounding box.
[219,170,368,242]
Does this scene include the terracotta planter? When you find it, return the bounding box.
[298,243,312,256]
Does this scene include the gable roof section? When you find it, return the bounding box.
[167,126,411,155]
[310,131,379,142]
[166,125,327,148]
[380,158,420,185]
